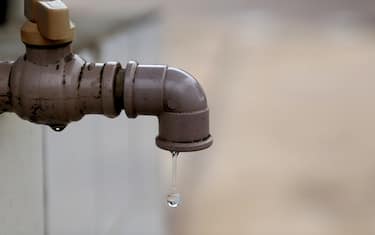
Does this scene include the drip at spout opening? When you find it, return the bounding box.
[50,125,66,132]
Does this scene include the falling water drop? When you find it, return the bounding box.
[167,151,182,208]
[167,192,181,208]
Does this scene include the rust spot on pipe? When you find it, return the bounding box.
[87,63,93,71]
[97,63,106,99]
[77,62,86,90]
[64,53,73,63]
[30,103,42,117]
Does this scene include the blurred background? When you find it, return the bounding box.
[1,0,375,235]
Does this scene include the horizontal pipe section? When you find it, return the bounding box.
[9,44,121,128]
[0,44,213,151]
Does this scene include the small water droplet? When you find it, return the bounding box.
[50,125,66,132]
[167,192,181,208]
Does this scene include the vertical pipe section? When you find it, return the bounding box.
[0,61,13,113]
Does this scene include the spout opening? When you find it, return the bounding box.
[156,109,212,151]
[156,135,213,152]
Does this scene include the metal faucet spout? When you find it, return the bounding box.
[123,62,213,152]
[0,0,213,152]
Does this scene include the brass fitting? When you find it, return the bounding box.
[22,0,75,46]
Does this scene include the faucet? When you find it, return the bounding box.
[0,0,213,152]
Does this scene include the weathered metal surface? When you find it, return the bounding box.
[0,43,212,152]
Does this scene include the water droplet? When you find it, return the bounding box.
[167,192,181,208]
[171,151,179,188]
[167,151,182,208]
[50,125,66,132]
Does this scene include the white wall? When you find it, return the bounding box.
[0,114,43,235]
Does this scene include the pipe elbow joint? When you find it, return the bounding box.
[124,62,213,152]
[164,67,208,113]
